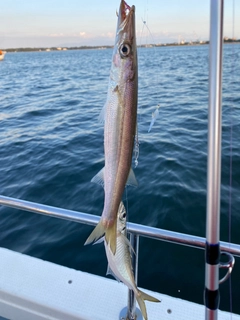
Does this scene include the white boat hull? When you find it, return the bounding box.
[0,247,239,320]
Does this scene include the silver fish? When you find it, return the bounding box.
[105,202,160,320]
[85,0,138,255]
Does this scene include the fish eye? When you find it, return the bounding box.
[119,43,131,58]
[122,212,126,218]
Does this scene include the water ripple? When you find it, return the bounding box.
[0,44,240,312]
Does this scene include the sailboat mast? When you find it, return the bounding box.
[205,0,224,319]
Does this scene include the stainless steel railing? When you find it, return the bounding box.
[0,195,240,319]
[1,195,239,255]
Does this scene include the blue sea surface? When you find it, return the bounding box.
[0,44,240,314]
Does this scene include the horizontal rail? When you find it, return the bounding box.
[0,195,240,257]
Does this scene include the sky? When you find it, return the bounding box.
[0,0,239,49]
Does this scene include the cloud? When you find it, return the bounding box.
[49,33,64,37]
[100,32,114,38]
[49,32,88,39]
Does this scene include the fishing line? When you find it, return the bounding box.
[137,18,148,134]
[228,0,235,248]
[124,185,129,231]
[227,0,236,316]
[139,1,162,133]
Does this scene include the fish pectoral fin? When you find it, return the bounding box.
[106,265,121,283]
[126,168,138,187]
[91,167,105,187]
[105,220,117,255]
[84,221,105,245]
[136,290,161,320]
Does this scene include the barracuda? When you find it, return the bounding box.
[85,0,138,255]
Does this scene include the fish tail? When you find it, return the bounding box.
[136,295,148,320]
[84,220,106,246]
[139,289,161,303]
[84,219,117,255]
[136,290,161,320]
[105,219,117,255]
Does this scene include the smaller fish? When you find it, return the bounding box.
[104,202,160,320]
[148,104,160,133]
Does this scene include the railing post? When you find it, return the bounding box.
[204,1,224,319]
[127,233,139,320]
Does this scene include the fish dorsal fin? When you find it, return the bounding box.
[126,168,138,187]
[106,265,121,283]
[91,167,105,186]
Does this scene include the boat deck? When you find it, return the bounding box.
[0,247,239,320]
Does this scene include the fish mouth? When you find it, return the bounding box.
[117,0,135,34]
[120,0,134,21]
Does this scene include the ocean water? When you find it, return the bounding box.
[0,44,240,314]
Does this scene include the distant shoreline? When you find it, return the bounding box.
[3,38,239,53]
